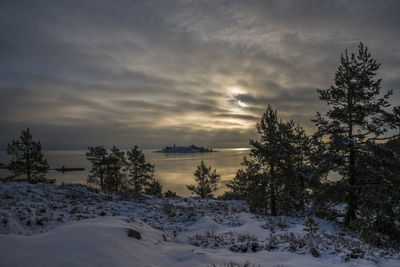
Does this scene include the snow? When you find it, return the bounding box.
[0,182,399,267]
[0,217,359,267]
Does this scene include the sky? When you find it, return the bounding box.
[1,0,400,150]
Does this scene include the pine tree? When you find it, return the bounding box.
[249,105,302,215]
[227,105,315,215]
[249,105,283,215]
[312,43,400,226]
[104,146,126,192]
[125,146,155,196]
[279,123,316,213]
[7,128,49,183]
[186,161,220,198]
[86,146,108,190]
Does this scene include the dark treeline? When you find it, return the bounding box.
[86,145,162,197]
[2,43,400,246]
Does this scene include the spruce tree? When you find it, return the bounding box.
[125,146,155,196]
[313,43,400,226]
[86,146,108,190]
[7,128,49,183]
[186,161,220,198]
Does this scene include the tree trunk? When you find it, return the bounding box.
[100,165,104,190]
[344,147,357,226]
[300,174,305,211]
[344,105,357,226]
[270,187,277,216]
[26,147,31,183]
[115,172,118,192]
[270,162,277,216]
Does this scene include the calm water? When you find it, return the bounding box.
[0,148,249,197]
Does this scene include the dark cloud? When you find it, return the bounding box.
[0,0,399,149]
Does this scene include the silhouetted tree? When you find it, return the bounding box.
[313,43,400,227]
[280,123,319,213]
[125,146,155,196]
[248,105,291,215]
[227,156,267,212]
[227,156,258,201]
[227,105,316,215]
[86,146,108,190]
[187,161,220,198]
[104,146,126,192]
[7,128,49,183]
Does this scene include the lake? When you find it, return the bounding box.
[0,148,250,197]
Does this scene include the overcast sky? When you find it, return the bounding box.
[1,0,400,149]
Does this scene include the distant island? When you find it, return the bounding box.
[155,144,215,153]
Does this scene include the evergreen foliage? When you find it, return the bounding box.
[145,178,163,197]
[228,105,315,215]
[227,156,260,201]
[250,105,286,215]
[86,146,108,190]
[104,146,126,193]
[85,145,160,197]
[279,124,318,213]
[351,142,400,244]
[312,43,400,230]
[126,146,155,195]
[187,161,220,198]
[7,128,50,183]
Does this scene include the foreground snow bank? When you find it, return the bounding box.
[0,182,399,267]
[0,216,378,267]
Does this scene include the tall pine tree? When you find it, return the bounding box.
[249,105,284,215]
[313,43,400,226]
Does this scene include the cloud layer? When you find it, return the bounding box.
[1,0,400,149]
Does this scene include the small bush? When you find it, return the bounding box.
[303,216,319,237]
[163,190,178,198]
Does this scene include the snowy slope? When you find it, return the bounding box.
[0,182,399,267]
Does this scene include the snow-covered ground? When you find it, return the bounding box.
[0,182,399,267]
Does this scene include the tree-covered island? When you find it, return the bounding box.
[155,144,215,153]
